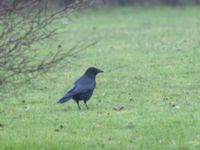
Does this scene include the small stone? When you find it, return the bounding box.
[54,129,60,132]
[113,106,125,111]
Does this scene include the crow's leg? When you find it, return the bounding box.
[84,101,89,109]
[75,100,81,110]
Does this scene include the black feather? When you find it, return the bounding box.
[57,67,103,109]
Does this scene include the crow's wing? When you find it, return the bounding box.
[57,84,77,103]
[58,77,95,103]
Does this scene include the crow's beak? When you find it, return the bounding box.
[98,69,104,73]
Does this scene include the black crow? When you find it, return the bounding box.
[58,67,103,109]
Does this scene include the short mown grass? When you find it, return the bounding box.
[1,6,200,150]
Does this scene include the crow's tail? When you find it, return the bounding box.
[57,94,72,103]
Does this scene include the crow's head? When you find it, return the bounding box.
[85,67,103,76]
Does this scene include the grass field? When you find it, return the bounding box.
[1,6,200,150]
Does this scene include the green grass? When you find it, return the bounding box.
[1,6,200,150]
